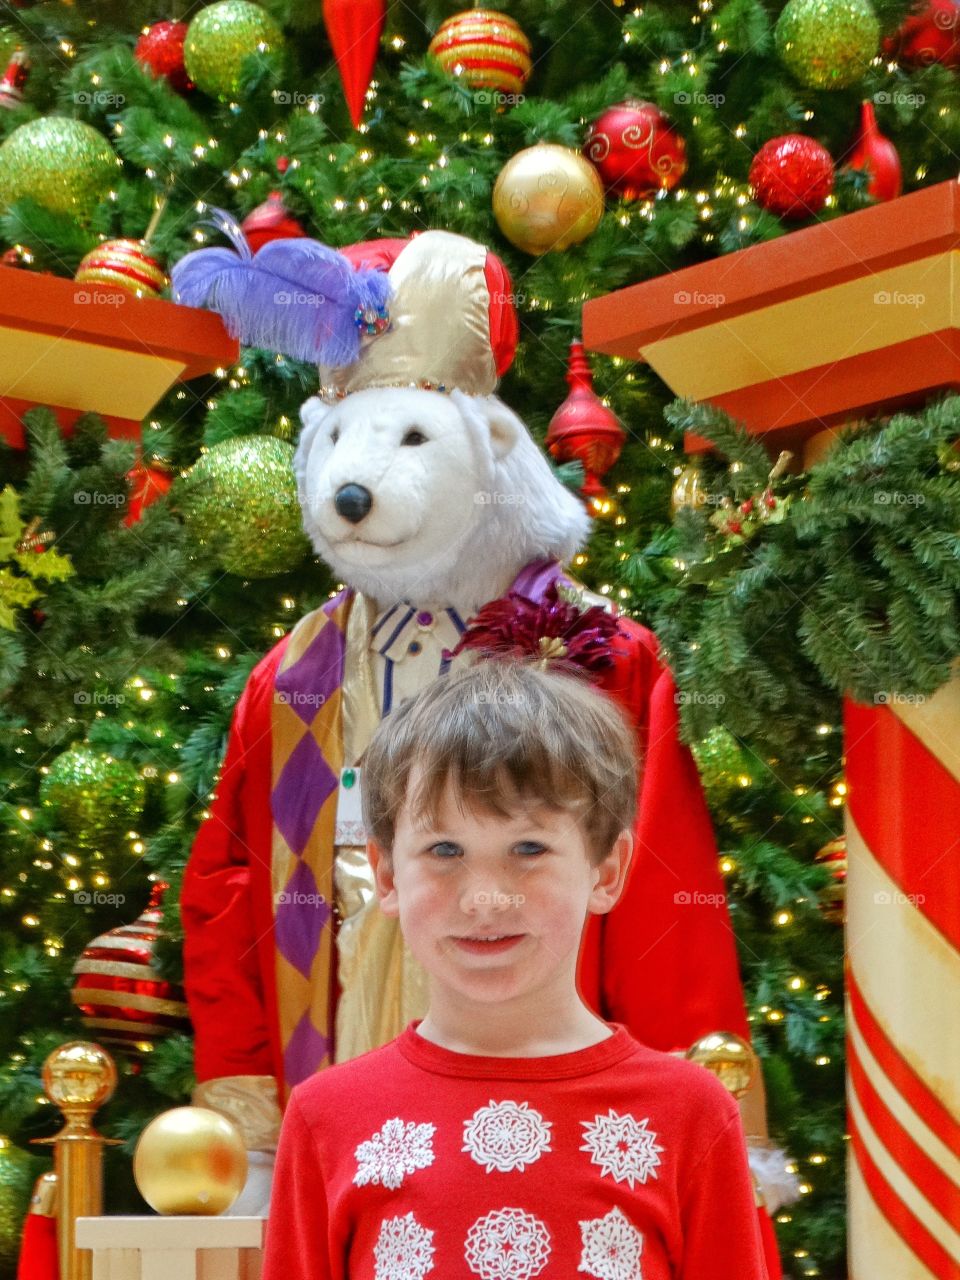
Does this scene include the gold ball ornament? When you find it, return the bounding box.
[0,118,119,222]
[670,463,707,516]
[41,1041,118,1115]
[427,9,532,95]
[493,144,604,256]
[686,1030,759,1098]
[75,239,169,300]
[134,1107,247,1215]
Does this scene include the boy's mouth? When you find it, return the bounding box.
[454,934,526,955]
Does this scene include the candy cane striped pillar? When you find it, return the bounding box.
[844,671,960,1280]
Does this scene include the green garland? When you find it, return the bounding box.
[643,394,960,754]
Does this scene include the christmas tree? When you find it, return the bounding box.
[3,0,960,1275]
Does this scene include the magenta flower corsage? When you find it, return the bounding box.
[443,579,620,676]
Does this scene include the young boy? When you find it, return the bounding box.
[261,659,768,1280]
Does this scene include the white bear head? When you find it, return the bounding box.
[293,386,592,615]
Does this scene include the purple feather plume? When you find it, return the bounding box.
[170,206,392,365]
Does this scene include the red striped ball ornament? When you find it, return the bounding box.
[74,238,169,299]
[428,9,532,95]
[71,881,191,1055]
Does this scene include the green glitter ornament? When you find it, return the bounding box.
[0,118,119,222]
[39,746,145,848]
[776,0,879,89]
[0,1144,43,1270]
[178,435,310,577]
[0,27,22,69]
[184,0,285,101]
[692,726,753,804]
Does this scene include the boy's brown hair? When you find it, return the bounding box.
[361,658,639,866]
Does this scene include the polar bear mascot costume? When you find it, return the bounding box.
[171,215,797,1270]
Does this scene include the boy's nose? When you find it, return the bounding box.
[460,885,520,918]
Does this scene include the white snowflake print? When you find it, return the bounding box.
[464,1207,551,1279]
[354,1118,436,1190]
[580,1110,664,1188]
[578,1206,644,1280]
[463,1100,553,1173]
[373,1212,435,1280]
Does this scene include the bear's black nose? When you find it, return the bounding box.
[334,483,373,524]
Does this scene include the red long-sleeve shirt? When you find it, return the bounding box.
[262,1020,767,1280]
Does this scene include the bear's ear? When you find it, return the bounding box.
[294,395,336,489]
[452,390,522,461]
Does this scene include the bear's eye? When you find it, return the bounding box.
[402,429,427,446]
[330,429,340,445]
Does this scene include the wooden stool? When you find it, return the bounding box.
[75,1216,265,1280]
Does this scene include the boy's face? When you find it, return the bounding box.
[367,766,632,1018]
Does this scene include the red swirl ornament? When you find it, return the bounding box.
[584,100,688,200]
[882,0,960,67]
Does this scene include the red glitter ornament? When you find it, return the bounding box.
[241,190,307,253]
[882,0,960,67]
[135,21,194,94]
[546,340,625,505]
[71,882,191,1055]
[844,100,902,202]
[583,100,688,200]
[749,134,835,220]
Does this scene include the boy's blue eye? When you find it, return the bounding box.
[430,841,462,859]
[514,842,546,856]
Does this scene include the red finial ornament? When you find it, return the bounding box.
[322,0,386,128]
[845,101,902,202]
[546,340,625,506]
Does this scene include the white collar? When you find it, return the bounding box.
[369,601,469,664]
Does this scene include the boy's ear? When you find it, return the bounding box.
[366,838,398,917]
[588,829,634,916]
